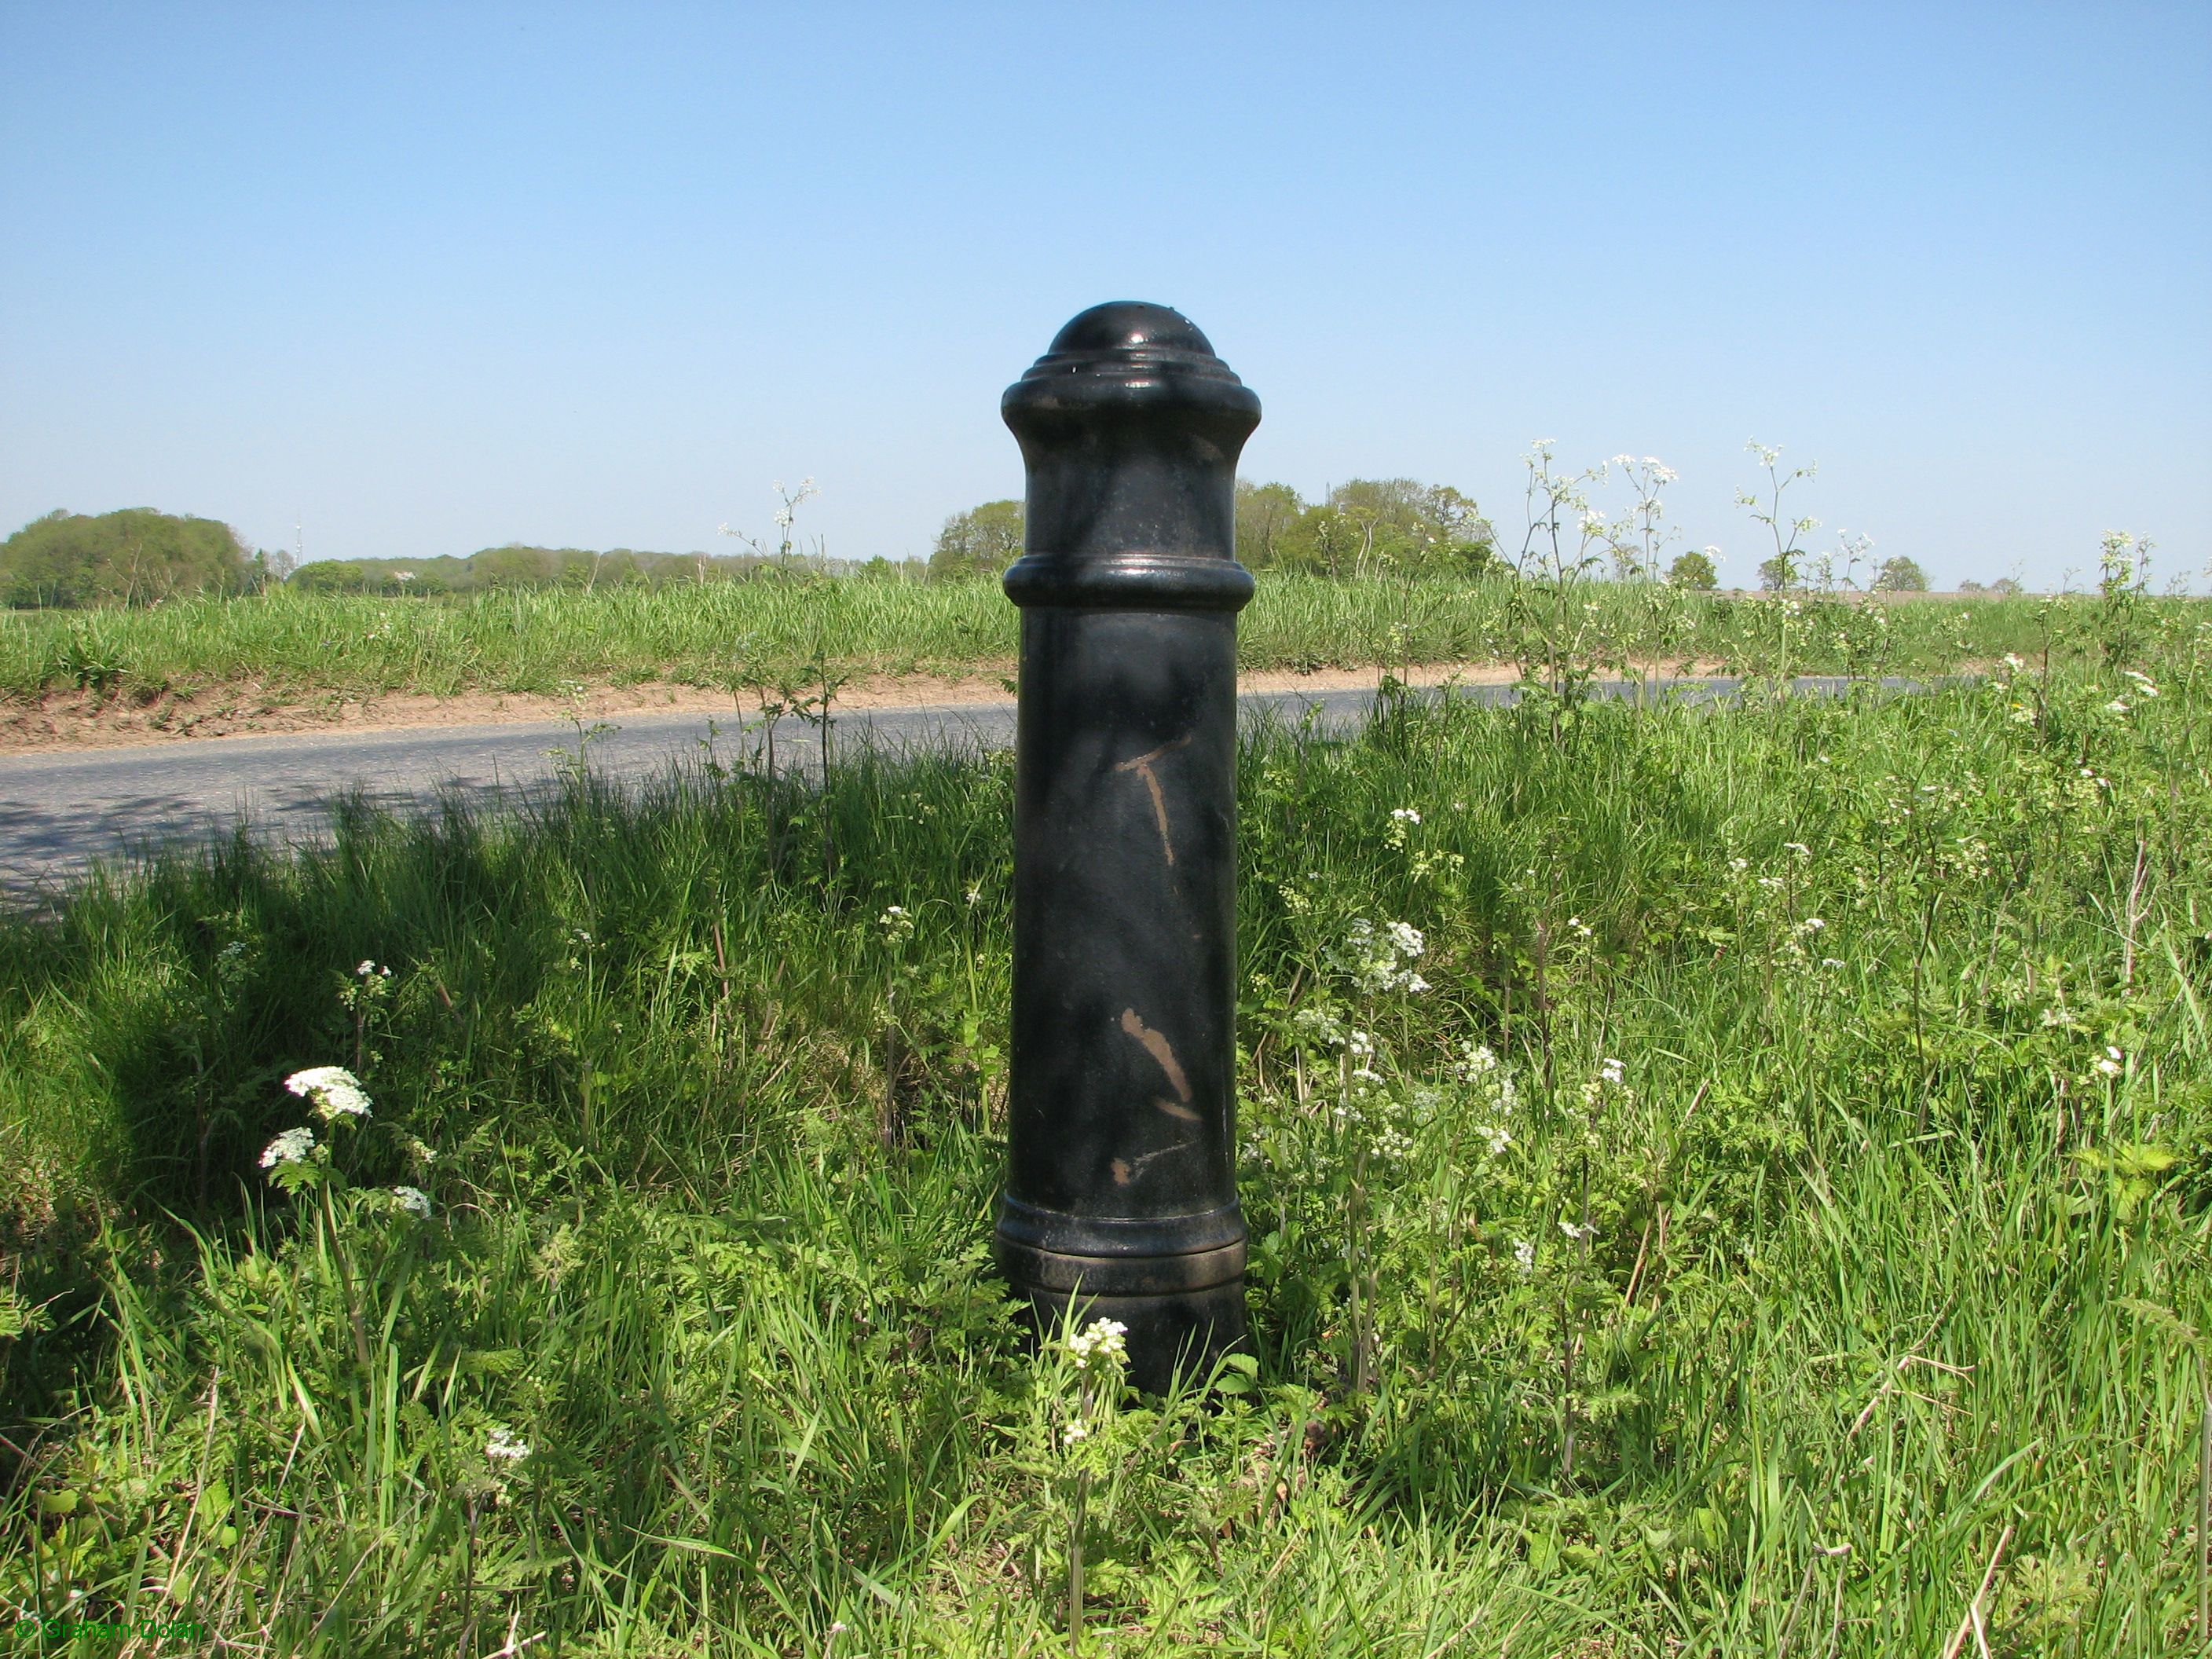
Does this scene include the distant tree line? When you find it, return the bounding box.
[2,504,2023,610]
[288,544,849,595]
[0,512,926,607]
[928,479,1500,578]
[0,509,283,608]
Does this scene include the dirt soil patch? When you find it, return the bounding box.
[0,662,1540,756]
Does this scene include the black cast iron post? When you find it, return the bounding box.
[993,301,1259,1394]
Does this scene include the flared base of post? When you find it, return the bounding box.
[994,1203,1250,1395]
[1004,1276,1250,1398]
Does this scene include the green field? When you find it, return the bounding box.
[3,591,2208,1654]
[2,576,2059,705]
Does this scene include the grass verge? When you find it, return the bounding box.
[2,577,2079,710]
[2,612,2208,1654]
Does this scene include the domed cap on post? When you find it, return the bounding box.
[1001,302,1260,613]
[1005,302,1258,410]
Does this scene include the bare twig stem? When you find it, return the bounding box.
[1068,1469,1088,1653]
[2198,1388,2209,1645]
[1940,1523,2013,1659]
[2120,837,2150,987]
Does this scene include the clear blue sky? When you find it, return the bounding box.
[3,2,2207,589]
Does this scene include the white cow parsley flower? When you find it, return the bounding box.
[1066,1318,1130,1372]
[260,1126,315,1168]
[284,1066,372,1121]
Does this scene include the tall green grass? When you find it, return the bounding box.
[2,608,2207,1654]
[0,576,2089,704]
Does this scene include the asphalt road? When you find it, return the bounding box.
[0,676,1809,899]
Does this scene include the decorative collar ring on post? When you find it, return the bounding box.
[994,302,1259,1395]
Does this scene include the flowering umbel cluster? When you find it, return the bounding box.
[262,1054,431,1218]
[478,1424,535,1503]
[1065,1317,1130,1373]
[1578,1057,1631,1115]
[1453,1041,1518,1155]
[1330,917,1431,996]
[259,1126,315,1168]
[284,1065,372,1122]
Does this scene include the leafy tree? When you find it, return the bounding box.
[1758,553,1799,591]
[470,544,562,588]
[296,556,456,595]
[1328,478,1492,576]
[1276,503,1360,577]
[1,508,255,608]
[928,500,1024,577]
[1270,479,1495,577]
[1667,548,1719,591]
[253,545,297,591]
[1874,555,1928,593]
[1234,481,1306,567]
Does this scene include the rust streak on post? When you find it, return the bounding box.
[1114,734,1192,865]
[1120,1009,1192,1101]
